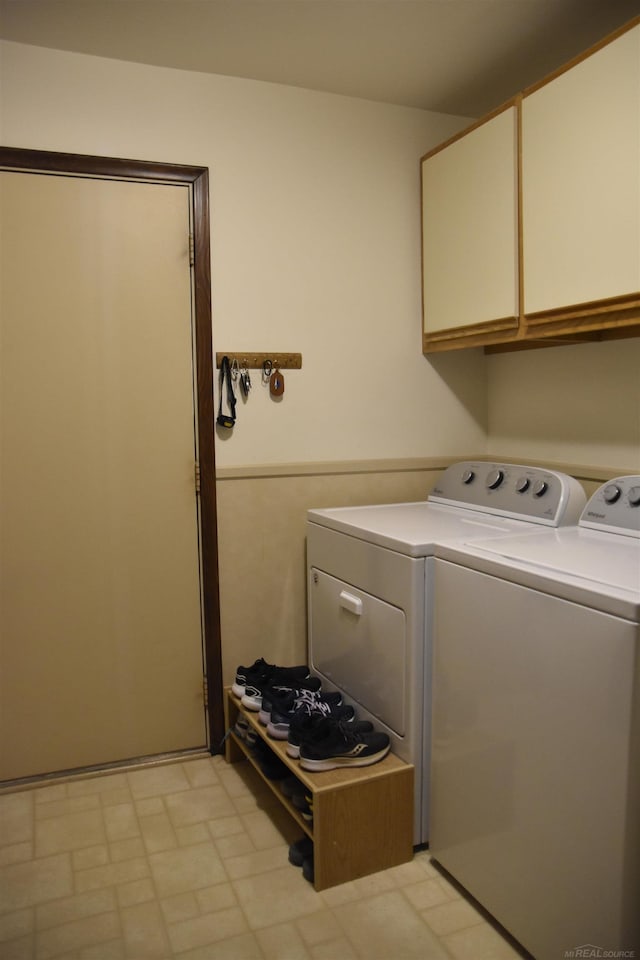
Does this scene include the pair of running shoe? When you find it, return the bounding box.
[232,657,390,771]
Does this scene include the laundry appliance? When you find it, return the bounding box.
[430,475,640,958]
[306,461,586,845]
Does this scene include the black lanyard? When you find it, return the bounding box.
[217,355,237,428]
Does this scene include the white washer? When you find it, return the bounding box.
[306,461,586,845]
[430,476,640,958]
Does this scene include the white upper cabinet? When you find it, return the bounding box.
[421,104,519,343]
[522,24,640,317]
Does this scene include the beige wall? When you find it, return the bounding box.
[487,339,640,474]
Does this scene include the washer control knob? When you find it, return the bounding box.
[532,480,548,498]
[486,469,504,490]
[627,486,640,507]
[461,469,475,485]
[516,477,530,494]
[603,484,621,504]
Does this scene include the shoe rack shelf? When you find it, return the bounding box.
[224,690,414,891]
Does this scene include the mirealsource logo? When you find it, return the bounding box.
[564,946,635,959]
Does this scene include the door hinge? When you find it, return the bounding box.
[188,233,195,267]
[203,675,208,709]
[194,461,201,495]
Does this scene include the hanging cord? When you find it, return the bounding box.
[217,355,237,428]
[215,727,233,754]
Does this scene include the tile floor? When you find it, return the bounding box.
[0,754,529,960]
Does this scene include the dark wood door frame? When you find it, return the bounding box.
[0,146,225,752]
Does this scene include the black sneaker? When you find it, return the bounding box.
[295,687,343,711]
[299,719,390,771]
[292,792,313,821]
[232,658,272,699]
[247,739,270,762]
[288,835,314,867]
[240,662,311,711]
[233,717,251,741]
[267,691,351,741]
[287,713,373,759]
[302,855,314,884]
[257,752,290,781]
[258,677,323,725]
[280,774,305,799]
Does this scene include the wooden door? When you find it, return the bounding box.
[0,153,222,782]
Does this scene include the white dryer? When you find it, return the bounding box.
[431,476,640,958]
[306,461,586,845]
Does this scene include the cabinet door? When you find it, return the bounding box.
[421,104,519,347]
[522,24,640,319]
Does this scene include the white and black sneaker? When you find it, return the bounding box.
[287,712,373,759]
[267,690,349,741]
[238,661,311,711]
[233,717,251,740]
[258,678,323,725]
[232,658,271,699]
[299,718,390,771]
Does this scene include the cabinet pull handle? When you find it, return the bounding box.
[339,591,363,616]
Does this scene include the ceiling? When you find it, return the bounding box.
[0,0,638,117]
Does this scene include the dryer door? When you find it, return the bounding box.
[309,569,406,736]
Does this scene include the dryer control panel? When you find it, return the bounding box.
[428,461,586,526]
[580,476,640,537]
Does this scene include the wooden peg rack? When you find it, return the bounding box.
[215,352,302,370]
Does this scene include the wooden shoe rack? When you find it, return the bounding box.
[224,690,414,891]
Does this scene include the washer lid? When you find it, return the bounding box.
[307,501,542,557]
[475,528,639,590]
[438,527,640,620]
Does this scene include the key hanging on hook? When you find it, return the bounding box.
[269,365,285,397]
[240,362,252,397]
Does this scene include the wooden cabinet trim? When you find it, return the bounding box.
[424,315,518,344]
[486,322,640,354]
[525,293,640,334]
[422,327,522,355]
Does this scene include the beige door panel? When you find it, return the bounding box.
[0,172,206,780]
